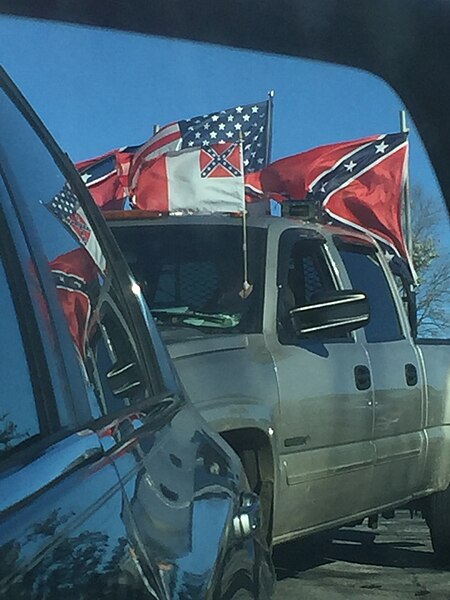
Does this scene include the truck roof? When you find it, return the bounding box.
[105,210,378,248]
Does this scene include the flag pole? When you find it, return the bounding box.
[399,110,418,334]
[400,109,412,258]
[265,90,275,166]
[240,133,251,295]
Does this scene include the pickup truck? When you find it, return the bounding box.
[107,208,450,562]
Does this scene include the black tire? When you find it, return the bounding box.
[220,570,255,600]
[426,484,450,566]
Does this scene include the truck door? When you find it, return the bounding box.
[266,228,375,537]
[337,239,425,506]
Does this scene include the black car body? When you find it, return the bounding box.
[0,68,273,600]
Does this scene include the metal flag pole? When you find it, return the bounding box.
[400,109,412,258]
[399,109,418,335]
[239,132,252,297]
[265,90,275,166]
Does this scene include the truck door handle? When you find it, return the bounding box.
[405,363,418,386]
[354,365,371,390]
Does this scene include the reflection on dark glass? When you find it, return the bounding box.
[0,89,150,417]
[0,258,40,455]
[0,496,158,599]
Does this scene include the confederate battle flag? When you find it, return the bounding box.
[246,133,410,262]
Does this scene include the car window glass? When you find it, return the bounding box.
[339,247,403,343]
[0,88,149,417]
[0,257,40,455]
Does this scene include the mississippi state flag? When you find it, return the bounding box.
[134,142,245,214]
[246,133,409,260]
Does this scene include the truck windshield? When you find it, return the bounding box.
[112,223,266,333]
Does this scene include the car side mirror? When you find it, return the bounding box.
[106,361,142,398]
[289,290,370,337]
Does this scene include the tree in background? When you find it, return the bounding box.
[411,185,450,337]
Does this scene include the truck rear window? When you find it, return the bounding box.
[112,224,266,334]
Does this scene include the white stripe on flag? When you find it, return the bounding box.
[166,146,244,214]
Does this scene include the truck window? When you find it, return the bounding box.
[339,245,403,343]
[277,233,344,342]
[112,224,267,334]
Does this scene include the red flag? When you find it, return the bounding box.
[245,133,409,259]
[50,248,99,357]
[76,148,136,210]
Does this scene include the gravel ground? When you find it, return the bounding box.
[273,511,450,599]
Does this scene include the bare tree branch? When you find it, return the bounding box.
[411,184,450,337]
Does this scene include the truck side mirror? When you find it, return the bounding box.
[289,290,370,337]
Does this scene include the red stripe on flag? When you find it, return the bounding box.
[130,126,182,189]
[133,155,169,212]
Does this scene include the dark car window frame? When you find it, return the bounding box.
[0,194,79,472]
[0,202,54,444]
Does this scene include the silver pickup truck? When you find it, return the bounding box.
[108,210,450,562]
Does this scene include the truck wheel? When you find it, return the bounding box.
[426,485,450,566]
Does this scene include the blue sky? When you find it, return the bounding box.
[0,14,443,206]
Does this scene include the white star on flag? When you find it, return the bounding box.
[375,140,389,154]
[344,160,357,172]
